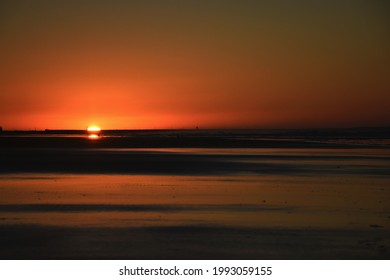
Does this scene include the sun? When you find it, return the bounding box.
[87,125,101,133]
[87,125,101,140]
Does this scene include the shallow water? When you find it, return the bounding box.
[1,148,389,230]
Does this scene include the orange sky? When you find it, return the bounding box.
[1,1,389,130]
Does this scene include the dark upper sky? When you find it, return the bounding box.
[1,0,389,129]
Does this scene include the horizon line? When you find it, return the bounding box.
[1,126,390,132]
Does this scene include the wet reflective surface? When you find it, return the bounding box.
[1,148,389,229]
[1,147,389,259]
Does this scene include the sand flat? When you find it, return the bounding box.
[1,143,389,259]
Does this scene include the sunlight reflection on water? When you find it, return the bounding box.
[88,134,100,140]
[0,171,389,229]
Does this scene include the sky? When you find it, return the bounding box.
[0,0,389,130]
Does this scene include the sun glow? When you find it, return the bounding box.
[87,125,101,140]
[87,126,101,132]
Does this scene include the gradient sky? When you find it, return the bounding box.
[1,0,389,130]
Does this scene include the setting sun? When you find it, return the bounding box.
[87,126,101,133]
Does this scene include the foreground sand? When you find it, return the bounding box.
[0,170,389,259]
[0,134,389,259]
[0,224,388,259]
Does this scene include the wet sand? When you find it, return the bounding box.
[1,224,389,259]
[0,133,389,259]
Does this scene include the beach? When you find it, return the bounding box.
[0,130,389,259]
